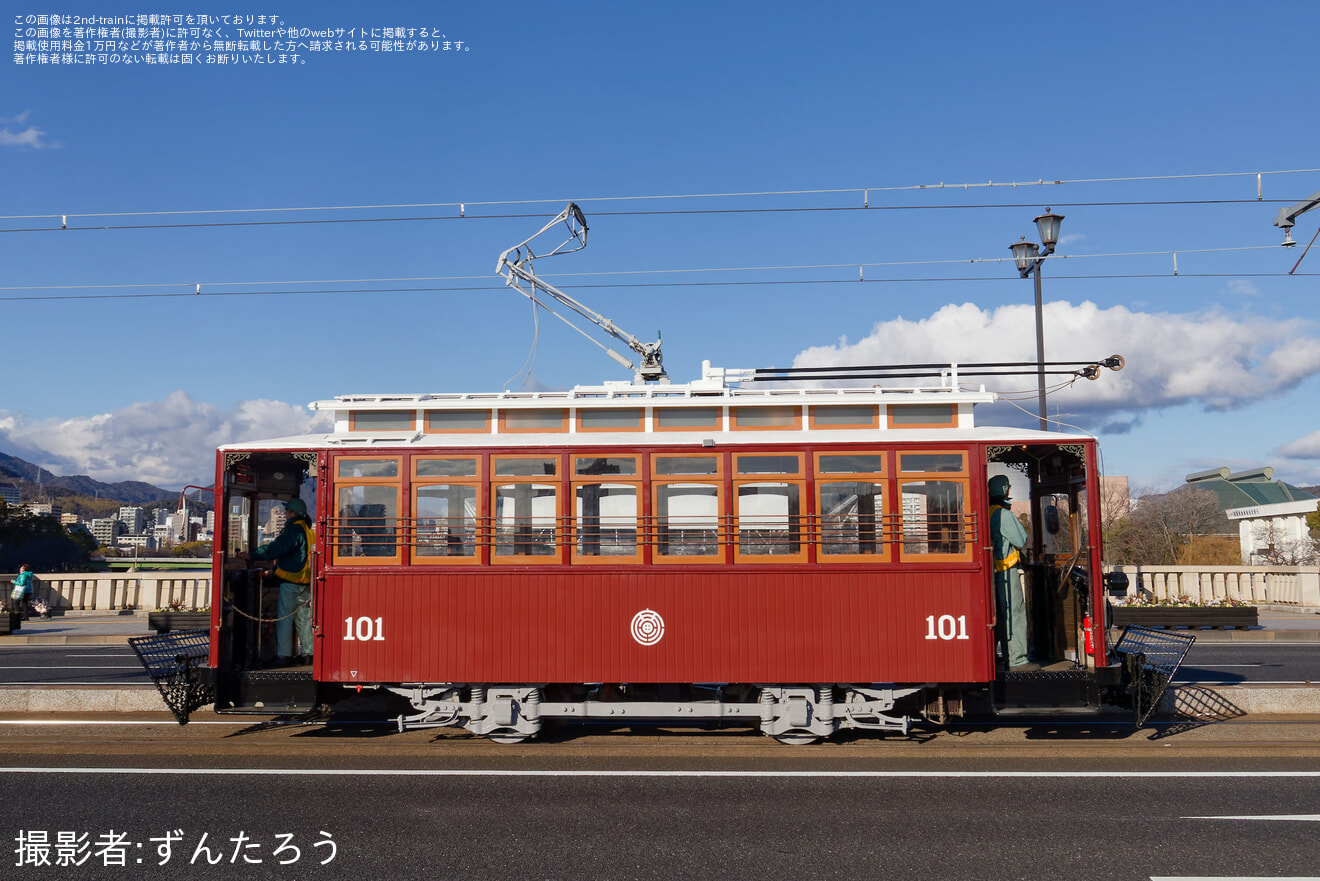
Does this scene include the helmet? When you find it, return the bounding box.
[283,498,308,517]
[988,475,1012,501]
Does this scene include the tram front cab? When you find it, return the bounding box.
[213,451,320,714]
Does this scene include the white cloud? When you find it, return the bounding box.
[792,301,1320,429]
[0,392,328,488]
[1227,279,1262,296]
[1058,233,1087,246]
[0,112,52,149]
[1277,430,1320,460]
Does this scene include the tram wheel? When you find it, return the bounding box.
[486,728,534,745]
[771,730,820,746]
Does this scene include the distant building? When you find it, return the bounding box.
[25,501,62,518]
[60,512,79,526]
[0,482,19,505]
[117,534,156,552]
[1185,466,1319,564]
[90,518,125,547]
[118,506,145,536]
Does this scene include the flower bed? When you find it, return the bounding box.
[1109,599,1257,630]
[147,610,212,634]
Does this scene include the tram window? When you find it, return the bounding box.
[425,410,490,433]
[494,484,559,557]
[654,455,719,476]
[500,409,567,433]
[819,454,885,474]
[735,455,800,475]
[578,408,643,431]
[899,453,965,473]
[889,404,956,428]
[735,482,801,557]
[574,484,639,559]
[654,407,721,431]
[414,485,477,558]
[819,481,884,557]
[575,456,637,476]
[899,480,967,556]
[350,410,414,431]
[335,485,399,560]
[732,406,800,430]
[337,458,399,479]
[811,405,877,429]
[415,457,478,478]
[654,483,720,558]
[494,457,558,477]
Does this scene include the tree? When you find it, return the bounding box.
[1103,488,1229,565]
[1249,521,1318,565]
[0,506,93,572]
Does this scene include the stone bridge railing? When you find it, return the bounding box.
[1108,564,1320,610]
[1,571,211,612]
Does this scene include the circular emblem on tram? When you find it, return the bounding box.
[630,609,665,646]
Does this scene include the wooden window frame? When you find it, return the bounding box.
[423,409,491,435]
[732,478,808,563]
[814,450,889,563]
[348,410,416,432]
[887,403,957,430]
[652,406,723,432]
[490,454,564,564]
[411,456,484,565]
[650,478,725,565]
[331,455,404,566]
[731,406,802,432]
[569,478,643,565]
[498,409,569,434]
[809,404,879,430]
[576,408,644,433]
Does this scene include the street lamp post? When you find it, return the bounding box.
[1009,209,1065,431]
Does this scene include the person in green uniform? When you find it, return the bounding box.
[247,498,316,667]
[989,475,1037,672]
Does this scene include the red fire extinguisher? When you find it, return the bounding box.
[1083,616,1094,655]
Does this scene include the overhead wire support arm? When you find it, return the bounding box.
[740,356,1125,384]
[496,202,667,383]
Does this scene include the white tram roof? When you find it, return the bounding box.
[219,362,1094,452]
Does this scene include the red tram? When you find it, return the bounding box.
[206,360,1137,742]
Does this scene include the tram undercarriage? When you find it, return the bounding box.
[388,682,947,744]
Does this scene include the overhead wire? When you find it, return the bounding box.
[2,272,1316,303]
[0,198,1303,234]
[0,243,1292,295]
[2,165,1317,221]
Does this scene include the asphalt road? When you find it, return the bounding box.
[3,753,1320,880]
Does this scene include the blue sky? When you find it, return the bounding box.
[4,1,1320,491]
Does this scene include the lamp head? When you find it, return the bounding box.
[1009,237,1040,274]
[1034,208,1065,251]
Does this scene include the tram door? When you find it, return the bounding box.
[987,443,1095,677]
[215,452,318,713]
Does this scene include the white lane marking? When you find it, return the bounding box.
[1183,814,1320,821]
[6,769,1320,778]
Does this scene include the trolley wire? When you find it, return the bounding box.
[2,165,1316,221]
[2,272,1317,303]
[0,244,1293,295]
[0,198,1304,234]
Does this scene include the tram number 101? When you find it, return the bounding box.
[343,616,385,642]
[924,614,970,641]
